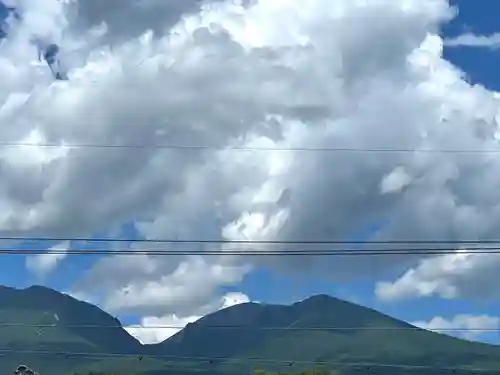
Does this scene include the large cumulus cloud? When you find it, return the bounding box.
[2,0,500,339]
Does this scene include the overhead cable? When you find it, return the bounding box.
[0,236,500,245]
[1,246,500,256]
[1,141,500,154]
[0,322,498,332]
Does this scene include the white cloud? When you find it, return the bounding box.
[1,0,500,319]
[221,292,251,308]
[444,32,500,49]
[411,314,500,341]
[375,250,500,301]
[74,253,251,317]
[125,314,200,345]
[380,166,412,194]
[25,241,70,278]
[125,292,250,344]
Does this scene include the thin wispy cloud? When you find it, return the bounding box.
[444,32,500,49]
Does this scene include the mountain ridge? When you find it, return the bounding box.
[152,292,500,363]
[0,285,499,375]
[0,285,141,352]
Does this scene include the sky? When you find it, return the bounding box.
[1,0,500,347]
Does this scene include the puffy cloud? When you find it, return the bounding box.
[380,166,413,195]
[411,314,500,341]
[71,0,209,44]
[221,292,251,308]
[126,314,200,345]
[376,251,500,301]
[75,253,250,317]
[25,241,69,278]
[125,292,250,344]
[444,32,500,49]
[1,0,500,319]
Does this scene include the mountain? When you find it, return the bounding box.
[0,285,144,375]
[150,294,500,374]
[1,286,500,375]
[0,285,140,351]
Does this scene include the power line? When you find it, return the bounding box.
[1,322,498,332]
[3,246,500,256]
[2,141,500,154]
[1,236,500,245]
[0,348,494,373]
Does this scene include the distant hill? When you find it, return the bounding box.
[0,285,142,375]
[1,286,500,375]
[0,285,140,352]
[150,294,500,374]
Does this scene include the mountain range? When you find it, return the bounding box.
[0,286,499,375]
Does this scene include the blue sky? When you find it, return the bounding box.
[443,0,500,90]
[1,0,500,346]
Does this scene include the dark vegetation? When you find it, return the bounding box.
[1,286,500,375]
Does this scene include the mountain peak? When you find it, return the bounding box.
[24,284,55,291]
[0,284,141,355]
[152,292,500,375]
[299,293,340,304]
[24,284,61,295]
[293,294,358,313]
